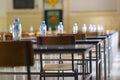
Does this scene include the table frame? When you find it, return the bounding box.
[34,44,93,80]
[76,40,102,80]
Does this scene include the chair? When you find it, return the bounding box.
[0,40,34,80]
[57,33,88,72]
[0,32,12,40]
[37,36,78,80]
[22,31,36,37]
[37,36,75,45]
[57,32,86,40]
[85,31,104,36]
[4,32,13,40]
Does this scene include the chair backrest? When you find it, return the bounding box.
[37,36,75,45]
[0,32,5,40]
[0,40,34,67]
[85,32,104,36]
[22,32,36,37]
[58,32,86,40]
[4,32,13,40]
[85,32,97,36]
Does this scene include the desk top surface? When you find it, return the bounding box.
[86,36,107,39]
[33,44,93,53]
[75,39,102,44]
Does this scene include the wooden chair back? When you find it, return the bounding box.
[58,32,86,40]
[85,31,104,36]
[22,32,36,37]
[0,40,34,66]
[4,32,13,40]
[0,32,5,40]
[37,36,75,45]
[85,32,97,36]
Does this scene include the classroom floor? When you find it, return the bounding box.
[0,49,120,80]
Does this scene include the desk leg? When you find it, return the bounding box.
[96,44,99,80]
[82,53,85,80]
[99,44,102,80]
[104,39,107,80]
[89,50,92,80]
[108,37,111,77]
[40,53,43,80]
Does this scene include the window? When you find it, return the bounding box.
[13,0,34,9]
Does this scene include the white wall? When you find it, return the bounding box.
[0,0,6,16]
[70,0,117,11]
[0,0,120,17]
[116,0,120,13]
[1,0,119,12]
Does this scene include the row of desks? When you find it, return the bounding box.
[34,44,93,80]
[30,31,119,80]
[33,38,103,80]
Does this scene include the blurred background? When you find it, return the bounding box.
[0,0,120,44]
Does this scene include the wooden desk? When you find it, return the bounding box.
[21,37,37,44]
[86,36,108,80]
[76,40,102,80]
[102,31,119,77]
[34,44,93,80]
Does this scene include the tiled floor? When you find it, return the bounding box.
[108,49,120,80]
[0,49,120,80]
